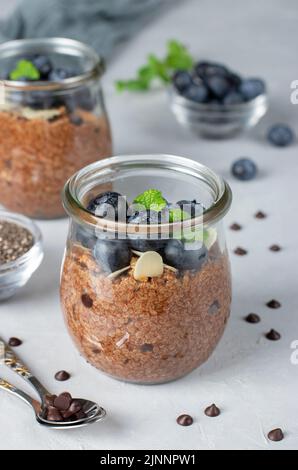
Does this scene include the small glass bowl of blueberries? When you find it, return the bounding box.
[169,61,268,138]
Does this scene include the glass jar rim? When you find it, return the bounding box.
[63,155,232,235]
[0,37,104,92]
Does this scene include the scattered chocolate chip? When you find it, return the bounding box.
[44,394,57,407]
[266,299,281,309]
[81,293,93,308]
[53,392,72,411]
[270,244,281,252]
[268,428,284,442]
[204,404,220,417]
[234,247,248,256]
[255,211,267,219]
[208,300,220,315]
[55,370,70,382]
[8,337,22,347]
[46,406,63,422]
[230,223,242,231]
[69,114,83,126]
[265,329,281,341]
[140,343,154,353]
[245,313,261,324]
[176,414,193,426]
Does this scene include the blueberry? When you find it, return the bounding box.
[93,239,132,274]
[87,191,128,221]
[73,225,96,250]
[239,78,266,101]
[182,84,209,103]
[267,124,294,147]
[172,70,193,93]
[231,158,257,181]
[194,61,229,80]
[176,200,204,218]
[32,55,52,79]
[127,209,167,225]
[66,87,95,112]
[48,67,74,81]
[223,91,244,105]
[164,239,208,271]
[205,75,231,100]
[128,209,169,253]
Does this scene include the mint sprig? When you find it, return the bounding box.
[115,39,193,92]
[169,207,190,223]
[9,59,40,81]
[133,189,167,212]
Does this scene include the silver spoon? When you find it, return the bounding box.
[0,338,106,428]
[0,377,106,429]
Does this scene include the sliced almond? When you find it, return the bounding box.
[163,263,178,273]
[133,251,164,281]
[107,265,130,279]
[20,107,64,121]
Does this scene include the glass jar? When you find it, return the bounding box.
[0,38,112,219]
[60,155,232,384]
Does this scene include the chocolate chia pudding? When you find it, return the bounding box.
[0,38,112,218]
[0,107,111,218]
[61,243,231,384]
[60,156,233,384]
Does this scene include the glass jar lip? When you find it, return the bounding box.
[63,154,232,234]
[0,37,104,91]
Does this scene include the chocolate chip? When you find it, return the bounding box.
[8,337,22,347]
[245,313,261,324]
[265,329,281,341]
[68,399,82,414]
[270,244,281,252]
[53,392,72,411]
[46,406,63,422]
[255,211,267,219]
[75,410,87,420]
[268,428,284,442]
[81,293,93,308]
[140,343,153,353]
[234,247,247,256]
[176,414,193,426]
[204,404,220,417]
[44,394,57,407]
[230,223,242,231]
[55,370,71,382]
[266,299,281,309]
[208,300,220,315]
[70,114,83,126]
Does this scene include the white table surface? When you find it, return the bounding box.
[0,0,298,450]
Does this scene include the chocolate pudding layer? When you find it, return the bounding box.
[0,108,112,218]
[60,242,231,384]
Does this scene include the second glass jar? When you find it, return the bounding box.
[0,38,112,219]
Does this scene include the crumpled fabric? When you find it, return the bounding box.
[0,0,172,60]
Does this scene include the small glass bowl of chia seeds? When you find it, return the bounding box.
[0,210,43,300]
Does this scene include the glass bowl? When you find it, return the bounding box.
[169,86,268,138]
[0,210,44,300]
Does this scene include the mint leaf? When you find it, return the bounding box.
[165,40,193,70]
[133,189,167,212]
[115,39,194,92]
[169,208,190,223]
[9,59,40,81]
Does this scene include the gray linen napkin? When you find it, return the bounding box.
[0,0,173,60]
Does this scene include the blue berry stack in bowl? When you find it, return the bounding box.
[169,61,268,138]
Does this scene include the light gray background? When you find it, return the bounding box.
[0,0,297,450]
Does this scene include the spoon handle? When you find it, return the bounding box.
[0,377,37,410]
[0,338,51,404]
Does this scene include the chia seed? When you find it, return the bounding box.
[0,221,34,265]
